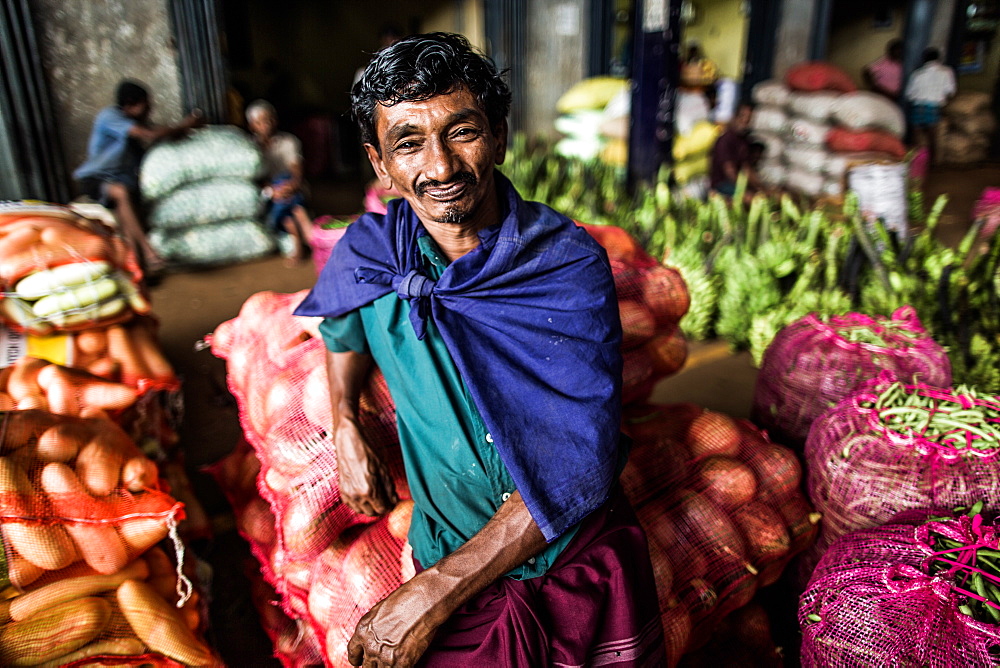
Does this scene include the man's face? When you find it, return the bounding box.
[123,100,150,122]
[364,87,507,227]
[249,111,277,138]
[733,106,753,133]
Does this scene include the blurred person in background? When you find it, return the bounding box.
[710,103,764,197]
[73,79,202,275]
[905,47,956,165]
[296,32,664,668]
[864,39,904,100]
[246,99,313,264]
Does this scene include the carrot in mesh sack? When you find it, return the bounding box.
[751,307,951,450]
[800,504,1000,667]
[803,371,1000,580]
[0,207,150,336]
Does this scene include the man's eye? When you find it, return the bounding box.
[454,128,478,138]
[396,141,419,150]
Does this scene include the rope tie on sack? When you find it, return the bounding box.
[167,513,194,608]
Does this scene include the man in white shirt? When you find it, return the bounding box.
[246,99,313,263]
[905,47,957,164]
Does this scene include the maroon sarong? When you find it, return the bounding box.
[416,487,666,667]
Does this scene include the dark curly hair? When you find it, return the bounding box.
[352,32,511,153]
[116,80,149,108]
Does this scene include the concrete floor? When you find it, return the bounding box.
[148,163,997,665]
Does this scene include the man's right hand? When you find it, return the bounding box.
[335,416,398,516]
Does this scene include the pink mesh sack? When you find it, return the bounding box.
[752,306,951,450]
[621,403,819,664]
[802,371,1000,582]
[800,507,1000,667]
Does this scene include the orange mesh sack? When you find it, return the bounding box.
[0,409,220,666]
[0,202,151,335]
[578,223,690,404]
[621,403,819,664]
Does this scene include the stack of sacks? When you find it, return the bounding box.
[0,410,218,666]
[750,62,906,198]
[621,403,819,665]
[554,77,629,160]
[938,92,997,165]
[140,126,276,266]
[672,120,721,187]
[208,224,689,665]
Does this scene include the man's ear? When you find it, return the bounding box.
[364,144,394,189]
[493,119,509,166]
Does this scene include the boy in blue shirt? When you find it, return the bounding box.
[74,80,201,275]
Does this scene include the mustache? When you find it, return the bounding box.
[416,172,477,196]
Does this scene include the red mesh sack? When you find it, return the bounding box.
[826,126,907,158]
[0,409,221,666]
[312,503,414,667]
[751,307,951,450]
[800,508,1000,667]
[784,61,857,93]
[578,223,690,403]
[247,560,326,668]
[678,602,783,667]
[0,202,150,335]
[621,403,819,664]
[802,372,1000,582]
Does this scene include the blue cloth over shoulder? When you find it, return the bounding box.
[294,172,623,541]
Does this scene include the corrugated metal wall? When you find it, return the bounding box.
[168,0,229,123]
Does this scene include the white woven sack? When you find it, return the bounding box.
[750,106,789,134]
[788,117,831,145]
[823,179,844,197]
[749,131,785,160]
[785,143,830,173]
[786,169,825,197]
[757,160,786,187]
[830,92,905,137]
[788,92,841,121]
[752,80,791,108]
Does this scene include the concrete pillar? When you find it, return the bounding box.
[772,0,819,77]
[524,0,587,138]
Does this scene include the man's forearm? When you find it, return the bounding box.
[415,490,548,623]
[326,349,374,424]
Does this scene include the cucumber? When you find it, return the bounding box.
[31,277,119,318]
[14,261,111,300]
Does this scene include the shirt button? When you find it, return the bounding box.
[501,492,511,502]
[527,557,536,565]
[485,433,493,443]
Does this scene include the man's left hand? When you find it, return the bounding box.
[347,572,449,667]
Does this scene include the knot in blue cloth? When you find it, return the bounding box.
[393,269,436,299]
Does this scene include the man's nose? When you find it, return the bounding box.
[424,138,460,182]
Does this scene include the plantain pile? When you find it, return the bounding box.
[501,134,1000,391]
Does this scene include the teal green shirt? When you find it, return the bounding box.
[320,235,578,579]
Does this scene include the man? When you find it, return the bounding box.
[905,47,956,165]
[73,80,202,275]
[295,32,664,667]
[246,100,313,264]
[864,39,904,100]
[709,103,763,197]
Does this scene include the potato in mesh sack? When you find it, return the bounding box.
[621,403,819,665]
[0,410,219,666]
[0,203,150,336]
